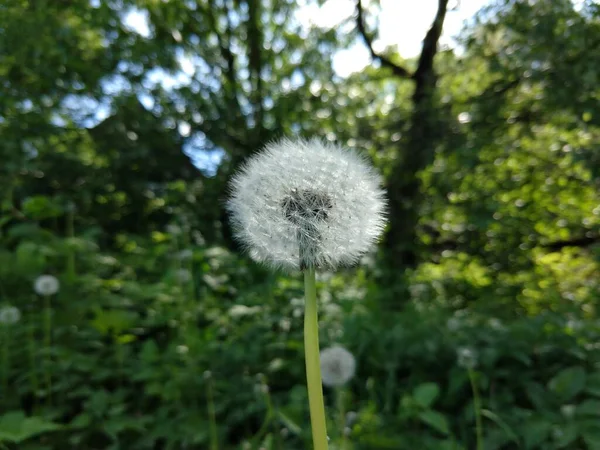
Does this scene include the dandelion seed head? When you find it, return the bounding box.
[0,306,21,325]
[34,275,60,296]
[320,345,356,387]
[227,138,386,271]
[457,347,478,369]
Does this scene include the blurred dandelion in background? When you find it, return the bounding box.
[0,306,21,325]
[33,275,60,296]
[320,345,356,387]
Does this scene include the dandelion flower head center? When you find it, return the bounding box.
[282,188,333,225]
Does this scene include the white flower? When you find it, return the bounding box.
[176,345,189,355]
[228,304,262,318]
[278,318,291,332]
[34,275,60,296]
[457,347,478,369]
[227,138,386,271]
[320,345,356,387]
[0,306,21,325]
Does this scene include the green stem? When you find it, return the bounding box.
[468,368,484,450]
[1,327,9,400]
[304,267,329,450]
[44,295,52,406]
[251,384,274,449]
[66,206,76,281]
[206,375,219,450]
[28,316,39,412]
[337,389,347,450]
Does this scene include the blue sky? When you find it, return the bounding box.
[295,0,489,76]
[119,0,490,174]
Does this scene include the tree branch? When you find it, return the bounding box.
[542,234,600,252]
[413,0,449,82]
[355,0,412,79]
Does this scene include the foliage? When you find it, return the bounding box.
[1,0,599,449]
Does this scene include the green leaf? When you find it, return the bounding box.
[481,409,520,445]
[585,373,600,397]
[0,411,61,443]
[418,410,450,435]
[69,413,91,429]
[548,366,586,402]
[22,195,63,220]
[581,420,600,449]
[522,419,552,449]
[413,382,440,408]
[578,399,600,417]
[555,423,579,448]
[276,410,302,435]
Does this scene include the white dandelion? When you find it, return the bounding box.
[320,345,356,387]
[457,347,478,370]
[227,138,386,271]
[0,306,21,325]
[33,275,60,296]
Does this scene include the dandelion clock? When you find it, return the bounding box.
[228,138,386,449]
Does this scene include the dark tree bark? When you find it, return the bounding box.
[357,0,449,288]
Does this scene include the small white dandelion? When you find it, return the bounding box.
[33,275,60,296]
[176,345,189,355]
[278,318,291,332]
[227,138,386,271]
[0,306,21,325]
[320,345,356,387]
[457,347,478,369]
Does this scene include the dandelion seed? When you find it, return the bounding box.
[0,306,21,325]
[320,345,356,387]
[33,275,60,296]
[227,138,386,271]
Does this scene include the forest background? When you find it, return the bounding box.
[1,0,599,448]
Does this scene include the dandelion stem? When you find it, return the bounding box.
[468,368,484,450]
[304,267,328,450]
[28,312,39,412]
[44,295,52,406]
[66,206,76,281]
[1,327,9,400]
[206,375,219,450]
[337,389,347,450]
